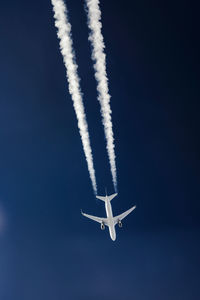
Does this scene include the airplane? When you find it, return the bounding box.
[81,193,136,241]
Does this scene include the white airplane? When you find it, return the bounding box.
[81,193,136,241]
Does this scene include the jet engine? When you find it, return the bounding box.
[118,220,122,228]
[101,222,105,230]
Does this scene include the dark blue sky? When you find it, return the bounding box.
[0,0,199,299]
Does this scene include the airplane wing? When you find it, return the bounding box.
[81,211,108,226]
[113,205,136,225]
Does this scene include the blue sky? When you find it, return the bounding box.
[0,0,199,299]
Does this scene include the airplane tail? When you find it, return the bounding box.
[96,193,118,202]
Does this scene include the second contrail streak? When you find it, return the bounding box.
[51,0,97,194]
[85,0,117,192]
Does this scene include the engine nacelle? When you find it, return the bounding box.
[118,220,122,228]
[101,222,105,230]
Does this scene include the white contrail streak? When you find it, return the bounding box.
[85,0,117,191]
[51,0,97,194]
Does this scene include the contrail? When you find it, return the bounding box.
[85,0,117,192]
[51,0,97,194]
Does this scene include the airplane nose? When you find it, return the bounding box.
[109,226,116,241]
[111,232,116,241]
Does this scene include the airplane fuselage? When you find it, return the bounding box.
[105,197,116,241]
[81,192,136,241]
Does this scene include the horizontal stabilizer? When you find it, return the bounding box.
[96,195,107,201]
[96,193,118,202]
